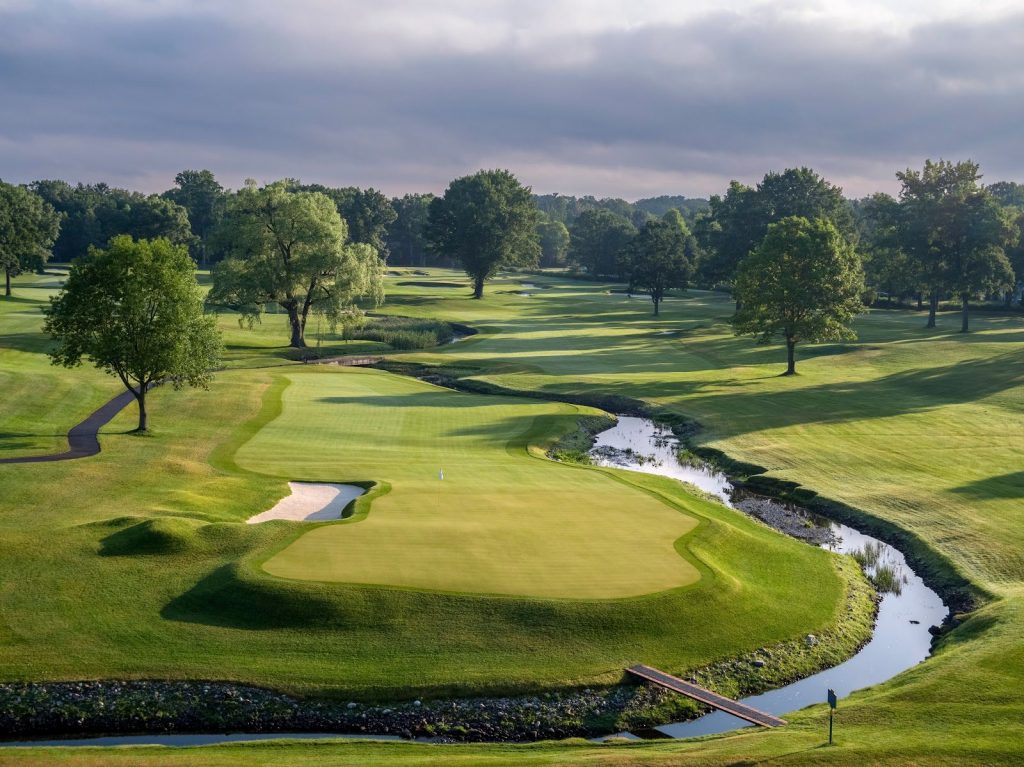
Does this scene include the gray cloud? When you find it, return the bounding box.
[1,1,1022,198]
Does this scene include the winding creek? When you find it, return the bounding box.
[591,416,949,739]
[4,415,948,749]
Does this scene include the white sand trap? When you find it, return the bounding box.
[247,482,366,524]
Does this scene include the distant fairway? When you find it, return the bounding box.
[240,369,700,598]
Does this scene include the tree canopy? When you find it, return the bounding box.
[896,160,1017,329]
[537,218,570,267]
[567,208,637,277]
[207,181,384,348]
[427,169,539,298]
[296,184,397,260]
[732,216,864,375]
[622,218,691,315]
[0,181,61,296]
[30,181,193,261]
[162,169,226,265]
[44,236,221,431]
[386,193,435,266]
[696,168,854,287]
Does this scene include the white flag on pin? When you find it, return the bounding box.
[439,469,444,481]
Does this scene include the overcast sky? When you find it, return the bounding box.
[1,0,1022,199]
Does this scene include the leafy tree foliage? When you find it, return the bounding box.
[208,181,385,348]
[296,184,397,260]
[44,236,221,431]
[733,217,864,375]
[986,181,1024,208]
[634,196,709,222]
[162,169,226,266]
[386,193,435,266]
[537,218,570,267]
[567,209,637,277]
[427,169,539,298]
[696,168,854,287]
[30,181,193,261]
[622,218,691,315]
[0,181,61,296]
[854,193,918,305]
[896,160,1016,330]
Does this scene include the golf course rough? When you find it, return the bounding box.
[241,368,700,599]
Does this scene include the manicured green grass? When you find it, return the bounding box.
[246,368,699,598]
[3,267,1023,764]
[0,269,846,700]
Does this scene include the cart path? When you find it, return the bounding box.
[626,664,787,728]
[0,389,137,464]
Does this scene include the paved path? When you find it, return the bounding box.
[0,389,137,464]
[626,664,787,728]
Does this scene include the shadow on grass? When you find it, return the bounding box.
[950,472,1024,500]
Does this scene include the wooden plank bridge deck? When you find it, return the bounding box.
[626,664,787,728]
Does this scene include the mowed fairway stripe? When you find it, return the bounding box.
[236,367,700,599]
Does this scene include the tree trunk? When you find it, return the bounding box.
[784,336,797,376]
[135,387,148,432]
[916,292,923,310]
[286,306,306,348]
[652,295,660,316]
[4,268,10,297]
[926,292,938,328]
[473,275,484,299]
[961,293,970,333]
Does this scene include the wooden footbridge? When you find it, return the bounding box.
[626,664,787,728]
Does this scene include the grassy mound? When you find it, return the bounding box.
[99,517,205,556]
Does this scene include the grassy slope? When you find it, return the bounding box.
[3,269,1022,764]
[0,271,843,699]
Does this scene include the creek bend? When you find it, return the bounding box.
[590,416,948,739]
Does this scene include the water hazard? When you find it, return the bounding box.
[590,416,948,738]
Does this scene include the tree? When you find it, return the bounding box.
[30,181,192,261]
[856,193,917,305]
[207,181,384,348]
[696,169,855,288]
[733,217,864,375]
[426,169,539,298]
[567,209,637,277]
[897,160,1016,329]
[296,184,397,260]
[537,218,570,267]
[386,193,434,266]
[44,236,221,432]
[126,195,194,247]
[942,192,1016,332]
[163,169,225,266]
[0,181,61,296]
[623,219,691,315]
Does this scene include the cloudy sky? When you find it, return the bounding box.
[1,0,1022,199]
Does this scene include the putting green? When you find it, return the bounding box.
[237,367,700,598]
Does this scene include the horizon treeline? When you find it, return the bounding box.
[2,165,1022,321]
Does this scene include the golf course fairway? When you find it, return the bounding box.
[243,368,699,598]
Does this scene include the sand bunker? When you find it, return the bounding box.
[247,482,366,524]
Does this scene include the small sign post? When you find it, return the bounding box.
[827,688,837,745]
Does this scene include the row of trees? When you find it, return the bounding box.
[423,169,694,313]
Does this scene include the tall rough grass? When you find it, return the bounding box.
[345,316,455,350]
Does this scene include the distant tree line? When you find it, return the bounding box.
[7,160,1022,360]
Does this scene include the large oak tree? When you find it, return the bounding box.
[732,217,864,375]
[427,170,539,298]
[44,236,222,432]
[208,181,384,348]
[623,218,691,315]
